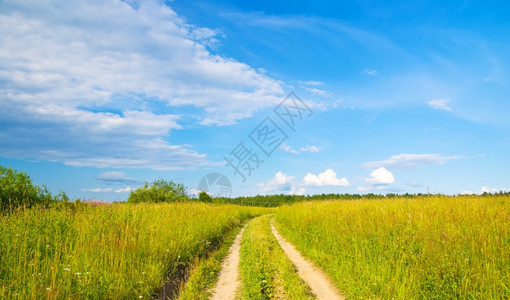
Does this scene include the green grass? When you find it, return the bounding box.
[239,215,314,300]
[0,202,269,299]
[275,195,510,299]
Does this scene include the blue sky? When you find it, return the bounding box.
[1,0,509,201]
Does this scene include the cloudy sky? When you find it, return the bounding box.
[1,0,509,200]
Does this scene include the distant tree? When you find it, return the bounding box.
[198,191,212,203]
[127,179,189,203]
[0,165,53,211]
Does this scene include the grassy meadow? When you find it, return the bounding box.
[1,191,509,299]
[0,202,269,299]
[275,195,510,299]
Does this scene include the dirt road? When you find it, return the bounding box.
[209,225,246,300]
[210,218,343,300]
[270,223,344,300]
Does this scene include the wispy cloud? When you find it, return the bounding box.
[428,99,452,111]
[96,171,139,184]
[303,87,331,97]
[299,80,324,86]
[81,186,132,193]
[81,188,113,193]
[280,143,321,154]
[363,153,462,171]
[300,145,321,153]
[362,69,379,76]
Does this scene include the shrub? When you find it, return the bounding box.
[127,178,189,203]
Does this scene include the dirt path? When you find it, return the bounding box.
[270,223,344,300]
[209,225,246,300]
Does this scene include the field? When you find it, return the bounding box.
[275,195,510,299]
[0,202,269,299]
[1,195,509,299]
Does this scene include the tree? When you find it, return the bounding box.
[127,179,189,203]
[198,191,212,203]
[0,165,53,211]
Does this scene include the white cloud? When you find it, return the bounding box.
[115,187,132,193]
[289,186,306,195]
[304,87,331,97]
[257,171,294,192]
[362,69,378,76]
[280,143,321,154]
[428,99,452,111]
[303,173,323,186]
[300,145,321,153]
[280,143,299,154]
[299,80,324,86]
[365,167,394,185]
[0,0,286,169]
[303,169,349,187]
[81,188,113,193]
[363,153,462,171]
[480,186,509,194]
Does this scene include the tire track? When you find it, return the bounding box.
[270,223,344,300]
[209,224,246,300]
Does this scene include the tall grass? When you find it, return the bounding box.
[0,202,267,299]
[275,195,510,299]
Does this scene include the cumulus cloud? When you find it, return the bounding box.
[0,0,285,169]
[257,171,294,192]
[428,99,452,111]
[303,169,349,187]
[289,186,306,195]
[365,167,394,185]
[363,153,462,171]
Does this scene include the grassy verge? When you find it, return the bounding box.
[275,195,510,299]
[0,202,270,299]
[239,215,314,300]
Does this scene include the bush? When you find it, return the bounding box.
[0,165,53,211]
[198,191,212,203]
[127,179,189,203]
